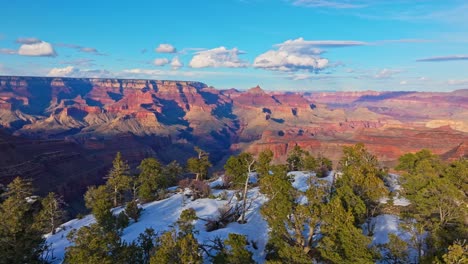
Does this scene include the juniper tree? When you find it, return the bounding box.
[187,147,211,181]
[224,152,255,223]
[397,151,467,261]
[256,149,273,177]
[213,233,255,264]
[137,157,164,202]
[287,145,306,171]
[337,143,387,221]
[64,223,123,264]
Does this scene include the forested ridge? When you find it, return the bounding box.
[0,144,466,264]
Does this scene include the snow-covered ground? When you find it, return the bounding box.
[380,173,410,206]
[45,186,268,264]
[44,171,413,264]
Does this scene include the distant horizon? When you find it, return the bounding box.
[2,74,467,93]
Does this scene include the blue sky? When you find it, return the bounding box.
[1,0,468,91]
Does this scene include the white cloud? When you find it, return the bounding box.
[189,47,248,68]
[47,66,113,78]
[400,80,408,85]
[155,44,177,53]
[171,56,183,70]
[153,58,169,66]
[254,38,338,73]
[47,66,77,76]
[447,79,468,86]
[374,68,402,79]
[18,41,57,57]
[276,38,368,49]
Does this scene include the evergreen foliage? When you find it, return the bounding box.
[187,147,211,181]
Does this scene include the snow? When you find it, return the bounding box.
[45,170,413,264]
[380,173,410,206]
[44,183,269,264]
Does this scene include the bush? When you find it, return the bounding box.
[179,179,211,200]
[115,211,129,231]
[125,200,142,222]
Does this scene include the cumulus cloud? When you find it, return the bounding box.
[170,56,183,70]
[416,55,468,62]
[16,37,42,45]
[18,41,57,57]
[155,44,177,53]
[254,38,351,73]
[189,47,248,68]
[153,58,169,66]
[48,66,77,76]
[47,66,113,78]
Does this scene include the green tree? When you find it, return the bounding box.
[0,177,47,264]
[137,228,158,264]
[256,149,274,177]
[163,160,183,187]
[379,233,409,264]
[397,151,467,261]
[260,165,327,263]
[213,233,255,264]
[34,192,66,235]
[125,200,141,222]
[287,145,306,171]
[224,152,255,223]
[442,240,467,264]
[84,185,115,230]
[318,197,376,264]
[150,209,202,264]
[187,147,212,181]
[64,224,123,264]
[106,152,132,207]
[137,158,164,202]
[337,143,387,221]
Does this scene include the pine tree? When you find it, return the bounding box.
[84,185,115,230]
[106,152,132,207]
[150,209,202,264]
[379,233,409,264]
[35,192,67,234]
[337,143,387,221]
[64,223,122,264]
[137,228,158,264]
[224,152,255,223]
[0,177,47,264]
[256,149,273,177]
[125,200,141,222]
[287,145,306,171]
[213,234,255,264]
[137,157,164,202]
[397,151,467,261]
[318,197,376,264]
[163,160,183,187]
[187,147,211,181]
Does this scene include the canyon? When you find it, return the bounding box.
[0,76,467,210]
